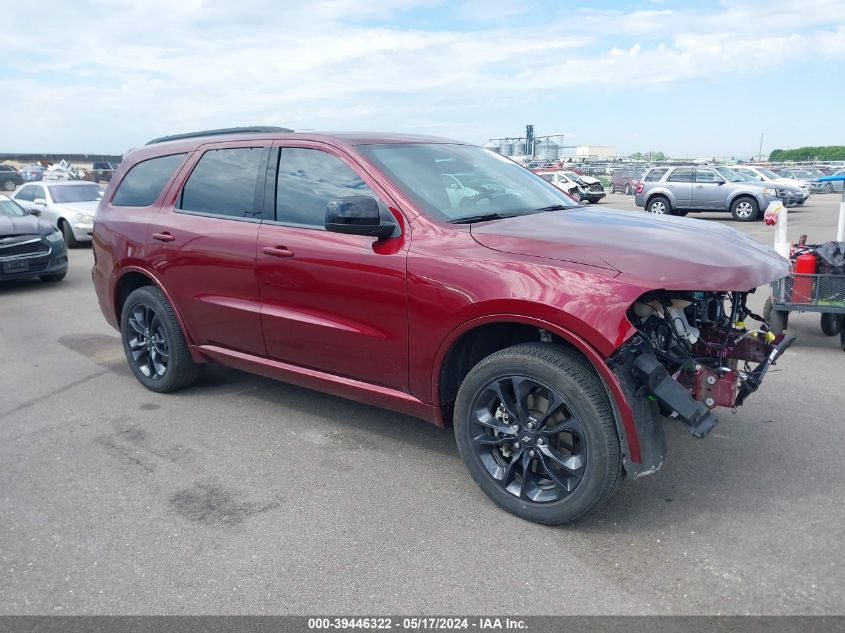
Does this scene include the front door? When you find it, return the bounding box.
[692,168,728,209]
[146,142,270,356]
[256,144,409,391]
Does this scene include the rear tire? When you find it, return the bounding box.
[120,286,203,393]
[454,342,622,525]
[821,313,843,336]
[764,297,788,334]
[647,196,671,215]
[2,179,15,192]
[730,197,759,222]
[624,184,632,195]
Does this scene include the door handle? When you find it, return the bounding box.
[151,232,176,242]
[262,246,295,258]
[696,185,705,189]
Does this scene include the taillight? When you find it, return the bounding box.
[635,181,644,194]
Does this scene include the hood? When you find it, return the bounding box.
[0,213,52,238]
[53,201,99,215]
[470,207,788,291]
[574,174,600,185]
[776,177,808,190]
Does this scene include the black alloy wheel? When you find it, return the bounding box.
[454,343,622,524]
[467,375,587,503]
[120,286,203,393]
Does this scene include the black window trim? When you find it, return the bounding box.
[173,145,271,223]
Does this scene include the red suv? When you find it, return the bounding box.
[92,127,793,524]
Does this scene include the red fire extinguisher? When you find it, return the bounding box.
[792,252,817,303]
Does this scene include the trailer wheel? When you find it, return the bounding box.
[820,313,843,337]
[764,297,788,334]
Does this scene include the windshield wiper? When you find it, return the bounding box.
[533,204,570,212]
[448,213,510,224]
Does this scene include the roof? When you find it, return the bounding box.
[145,128,461,148]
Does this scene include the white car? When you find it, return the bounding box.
[12,181,103,246]
[732,166,810,204]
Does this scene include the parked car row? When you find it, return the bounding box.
[0,161,120,186]
[533,169,606,203]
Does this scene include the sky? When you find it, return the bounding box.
[1,0,843,158]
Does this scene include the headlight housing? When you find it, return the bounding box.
[75,213,95,224]
[45,229,63,243]
[762,187,776,195]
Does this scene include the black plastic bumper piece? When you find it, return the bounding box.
[633,354,719,439]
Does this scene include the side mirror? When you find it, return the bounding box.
[34,198,47,206]
[28,208,41,216]
[325,196,396,239]
[717,180,725,185]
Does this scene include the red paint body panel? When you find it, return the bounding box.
[92,130,790,468]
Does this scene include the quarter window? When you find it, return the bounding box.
[668,168,694,183]
[645,168,668,182]
[179,147,265,218]
[113,154,186,207]
[275,148,378,227]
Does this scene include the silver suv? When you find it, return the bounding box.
[634,165,795,222]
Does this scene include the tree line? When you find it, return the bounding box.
[769,146,845,161]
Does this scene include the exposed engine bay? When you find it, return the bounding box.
[610,290,795,469]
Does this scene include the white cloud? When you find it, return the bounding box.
[0,0,842,152]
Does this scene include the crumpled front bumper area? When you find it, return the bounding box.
[609,289,796,478]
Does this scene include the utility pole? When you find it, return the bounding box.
[758,132,763,160]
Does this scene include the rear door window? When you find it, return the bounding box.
[178,147,265,219]
[113,154,186,207]
[668,168,694,183]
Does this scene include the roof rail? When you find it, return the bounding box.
[145,126,294,145]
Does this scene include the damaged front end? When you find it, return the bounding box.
[610,290,795,478]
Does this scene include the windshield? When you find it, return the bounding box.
[715,167,745,182]
[357,143,579,222]
[0,196,28,218]
[48,184,104,203]
[758,168,780,179]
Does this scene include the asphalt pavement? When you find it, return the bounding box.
[1,193,844,614]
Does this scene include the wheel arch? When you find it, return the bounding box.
[433,314,642,464]
[112,267,196,348]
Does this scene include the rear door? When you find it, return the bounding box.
[692,168,728,209]
[665,168,694,207]
[256,143,410,391]
[146,141,270,356]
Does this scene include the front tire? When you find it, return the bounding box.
[59,219,79,248]
[120,286,203,393]
[454,343,622,525]
[39,270,67,282]
[730,197,759,222]
[2,179,15,192]
[824,183,833,194]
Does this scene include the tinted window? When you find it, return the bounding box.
[645,168,668,182]
[179,147,264,218]
[0,165,13,172]
[668,168,694,183]
[276,148,378,226]
[14,185,36,202]
[113,153,186,207]
[32,186,46,200]
[695,169,721,183]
